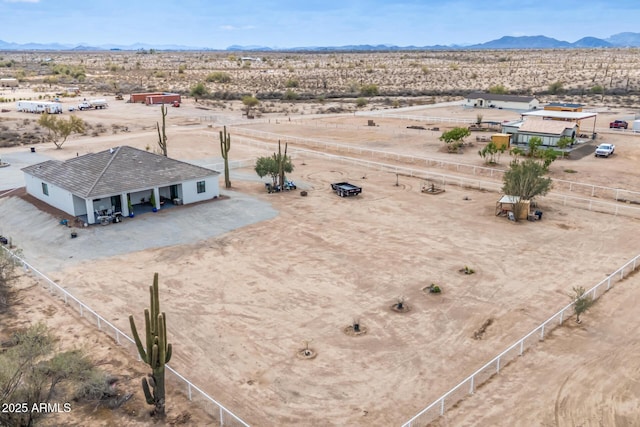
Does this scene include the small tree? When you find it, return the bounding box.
[478,141,506,165]
[527,136,543,158]
[556,136,573,158]
[439,127,471,153]
[189,82,208,102]
[571,286,594,323]
[502,158,552,220]
[255,142,294,187]
[242,95,259,118]
[255,156,279,186]
[38,113,85,149]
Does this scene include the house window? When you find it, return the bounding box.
[42,182,49,196]
[197,181,206,194]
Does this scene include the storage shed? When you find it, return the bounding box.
[496,195,530,220]
[491,133,510,149]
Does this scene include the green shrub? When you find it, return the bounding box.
[205,71,231,83]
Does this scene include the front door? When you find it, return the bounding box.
[170,185,179,200]
[111,195,122,212]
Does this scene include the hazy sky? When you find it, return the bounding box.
[1,0,639,48]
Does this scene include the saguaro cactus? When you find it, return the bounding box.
[129,273,172,417]
[156,104,168,157]
[277,140,288,188]
[220,125,231,188]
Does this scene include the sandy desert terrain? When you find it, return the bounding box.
[1,50,640,426]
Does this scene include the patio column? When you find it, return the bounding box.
[153,187,160,210]
[120,192,129,216]
[85,199,95,224]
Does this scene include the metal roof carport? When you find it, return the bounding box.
[520,110,598,138]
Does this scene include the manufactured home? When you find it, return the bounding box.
[0,78,18,87]
[129,92,181,105]
[464,92,540,111]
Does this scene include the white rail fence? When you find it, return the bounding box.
[402,253,640,427]
[215,136,640,219]
[0,247,250,427]
[228,126,640,205]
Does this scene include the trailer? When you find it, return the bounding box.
[331,182,362,197]
[16,100,62,114]
[90,99,108,109]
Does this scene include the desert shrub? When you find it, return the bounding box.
[283,89,298,100]
[360,84,379,97]
[356,97,368,107]
[285,78,299,88]
[462,266,475,275]
[73,372,117,401]
[488,84,508,94]
[429,284,441,293]
[206,71,231,83]
[548,81,565,95]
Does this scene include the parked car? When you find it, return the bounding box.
[594,143,615,157]
[609,120,628,129]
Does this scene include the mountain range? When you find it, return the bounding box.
[1,32,640,52]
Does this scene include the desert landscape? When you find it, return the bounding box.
[1,50,640,426]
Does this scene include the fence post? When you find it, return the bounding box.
[440,398,445,416]
[220,407,224,426]
[519,340,524,355]
[540,324,545,340]
[496,357,501,373]
[469,376,474,394]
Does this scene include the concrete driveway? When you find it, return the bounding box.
[0,190,277,273]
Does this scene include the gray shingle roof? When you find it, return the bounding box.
[467,92,537,103]
[22,146,219,198]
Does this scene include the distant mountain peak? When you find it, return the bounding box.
[1,32,640,51]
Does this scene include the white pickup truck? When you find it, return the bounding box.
[594,143,615,158]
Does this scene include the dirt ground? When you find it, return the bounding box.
[2,93,640,426]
